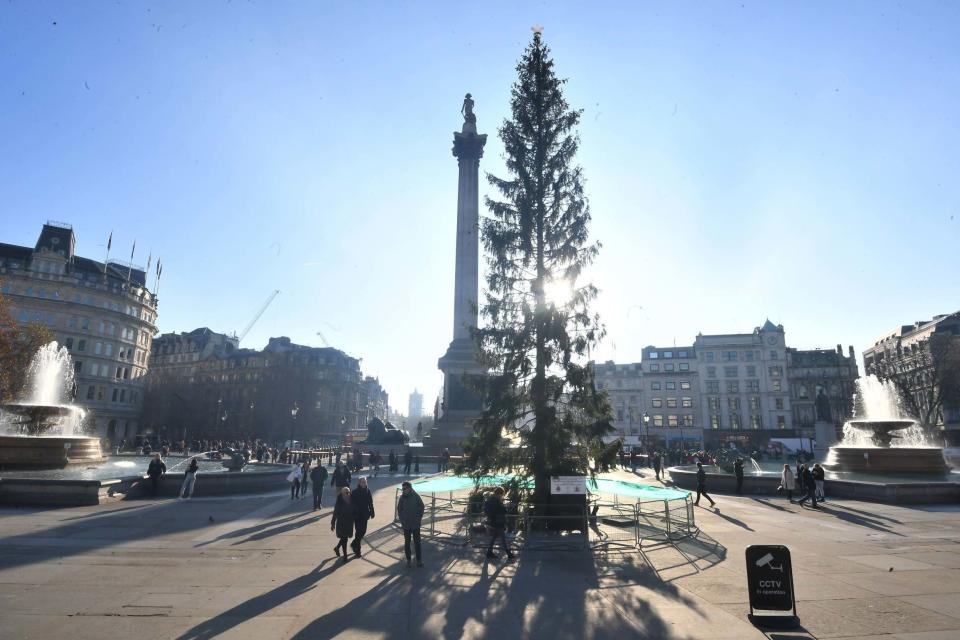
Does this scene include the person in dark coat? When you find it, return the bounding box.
[484,487,514,560]
[310,463,329,510]
[299,460,311,498]
[653,451,662,481]
[330,461,351,490]
[397,481,424,567]
[796,464,818,508]
[734,458,745,495]
[146,453,166,497]
[694,462,716,508]
[403,448,413,474]
[350,477,375,558]
[330,486,355,560]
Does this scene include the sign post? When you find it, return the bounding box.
[745,544,799,629]
[550,476,587,495]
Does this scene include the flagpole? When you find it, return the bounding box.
[126,240,136,286]
[103,231,113,277]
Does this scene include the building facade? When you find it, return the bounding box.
[146,331,375,444]
[408,389,424,421]
[863,312,960,443]
[595,320,859,450]
[0,223,158,441]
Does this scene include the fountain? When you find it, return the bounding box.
[0,342,104,468]
[822,376,949,474]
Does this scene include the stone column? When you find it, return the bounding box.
[426,105,487,452]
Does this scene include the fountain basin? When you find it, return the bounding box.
[823,447,949,474]
[0,435,104,468]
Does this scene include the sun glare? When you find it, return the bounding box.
[543,278,574,307]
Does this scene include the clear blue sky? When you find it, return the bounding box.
[2,1,959,416]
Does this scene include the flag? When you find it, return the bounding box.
[156,259,161,277]
[107,231,112,251]
[130,240,136,260]
[146,252,152,274]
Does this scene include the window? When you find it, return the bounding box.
[726,381,739,393]
[98,321,105,334]
[81,318,89,330]
[74,361,82,374]
[663,351,673,359]
[745,351,754,361]
[678,350,688,358]
[746,365,756,377]
[706,366,716,377]
[105,343,114,357]
[710,415,720,429]
[728,396,741,410]
[680,381,691,390]
[750,415,762,429]
[683,414,695,427]
[747,380,760,392]
[86,386,95,400]
[668,415,679,427]
[730,413,742,429]
[119,389,126,402]
[648,351,659,359]
[94,342,103,355]
[69,316,78,329]
[666,381,676,390]
[653,415,664,427]
[749,396,760,411]
[775,398,784,410]
[111,388,119,402]
[651,398,662,408]
[705,351,715,361]
[681,397,693,408]
[770,350,779,360]
[108,323,116,336]
[65,337,74,349]
[777,416,787,429]
[706,381,720,394]
[772,380,782,392]
[769,366,782,377]
[664,363,675,371]
[650,381,661,390]
[666,398,677,408]
[708,396,720,411]
[77,339,86,352]
[650,364,659,372]
[97,386,106,401]
[724,366,738,377]
[679,362,689,371]
[722,351,739,361]
[116,367,122,379]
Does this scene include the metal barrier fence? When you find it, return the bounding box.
[393,488,697,552]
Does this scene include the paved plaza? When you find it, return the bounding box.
[1,469,959,640]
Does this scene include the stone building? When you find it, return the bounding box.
[146,331,374,444]
[362,376,389,424]
[595,320,858,450]
[0,222,158,441]
[863,311,960,443]
[787,345,859,431]
[408,388,424,420]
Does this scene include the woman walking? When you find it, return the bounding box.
[331,486,355,561]
[287,464,302,500]
[780,464,796,502]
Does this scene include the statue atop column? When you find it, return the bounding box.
[461,93,477,134]
[815,387,832,422]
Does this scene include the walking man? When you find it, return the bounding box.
[484,487,514,561]
[694,462,716,508]
[653,451,662,481]
[310,462,328,510]
[287,464,302,500]
[351,477,375,558]
[403,448,413,475]
[797,464,819,508]
[397,481,424,568]
[734,458,744,495]
[331,461,351,492]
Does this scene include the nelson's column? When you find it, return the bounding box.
[427,94,487,451]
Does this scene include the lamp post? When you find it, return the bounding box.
[289,402,299,451]
[643,412,650,450]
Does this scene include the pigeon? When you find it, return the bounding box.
[209,516,215,523]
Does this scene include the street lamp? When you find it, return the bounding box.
[643,412,650,450]
[289,402,299,450]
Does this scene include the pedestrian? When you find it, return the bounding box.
[403,448,413,475]
[484,487,515,560]
[388,450,397,473]
[442,448,451,472]
[331,461,351,491]
[630,449,637,473]
[397,481,424,568]
[372,452,381,477]
[287,464,302,500]
[796,464,818,508]
[300,459,311,498]
[146,453,166,497]
[414,454,420,474]
[795,456,805,495]
[180,457,199,499]
[734,458,745,495]
[310,462,328,510]
[351,477,375,558]
[330,486,354,561]
[779,464,796,502]
[693,461,716,508]
[813,463,826,502]
[653,451,662,481]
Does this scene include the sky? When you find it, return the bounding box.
[2,1,959,417]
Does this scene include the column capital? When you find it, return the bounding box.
[452,132,487,160]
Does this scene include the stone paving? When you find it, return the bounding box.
[0,467,958,639]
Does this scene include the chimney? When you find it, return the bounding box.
[836,344,842,355]
[848,346,855,359]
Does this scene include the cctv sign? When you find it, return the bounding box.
[745,545,796,614]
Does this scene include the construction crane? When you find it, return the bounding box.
[238,289,280,342]
[316,329,333,348]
